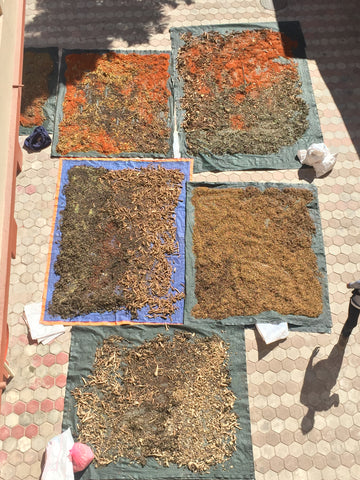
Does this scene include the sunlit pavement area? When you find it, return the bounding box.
[1,1,360,478]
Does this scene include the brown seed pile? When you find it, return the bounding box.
[72,332,238,472]
[191,186,323,319]
[49,165,184,320]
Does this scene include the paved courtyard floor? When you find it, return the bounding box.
[1,0,360,479]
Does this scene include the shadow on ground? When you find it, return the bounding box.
[25,0,193,48]
[275,0,360,158]
[300,343,345,433]
[254,328,287,360]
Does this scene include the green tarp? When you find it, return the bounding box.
[185,181,331,333]
[63,323,255,480]
[170,22,323,173]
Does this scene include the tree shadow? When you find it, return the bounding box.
[275,1,360,159]
[300,343,345,434]
[25,0,193,49]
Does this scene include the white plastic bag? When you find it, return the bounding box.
[42,428,74,480]
[256,322,289,344]
[297,143,336,178]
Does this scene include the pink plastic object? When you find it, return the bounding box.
[69,442,94,472]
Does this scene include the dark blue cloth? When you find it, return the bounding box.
[24,126,51,152]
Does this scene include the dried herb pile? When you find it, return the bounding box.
[57,52,171,155]
[191,186,323,319]
[177,30,309,156]
[20,51,54,127]
[72,332,238,471]
[49,165,184,320]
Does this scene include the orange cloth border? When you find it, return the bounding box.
[40,157,193,326]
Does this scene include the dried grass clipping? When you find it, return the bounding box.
[72,332,238,472]
[191,186,323,319]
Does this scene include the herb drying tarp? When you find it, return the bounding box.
[185,181,331,333]
[63,323,255,480]
[41,158,192,326]
[20,47,59,135]
[170,22,323,172]
[52,49,175,158]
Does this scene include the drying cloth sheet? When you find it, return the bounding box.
[41,158,192,326]
[185,181,331,333]
[62,322,255,480]
[20,47,59,135]
[52,49,175,158]
[170,21,323,173]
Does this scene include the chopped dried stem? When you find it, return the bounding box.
[57,52,171,155]
[20,51,54,127]
[177,30,309,156]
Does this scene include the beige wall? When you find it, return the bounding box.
[0,1,19,223]
[0,0,25,393]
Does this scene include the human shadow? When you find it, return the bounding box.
[300,343,345,434]
[25,0,193,49]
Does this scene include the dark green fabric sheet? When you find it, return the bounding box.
[20,47,59,135]
[185,182,331,333]
[52,49,174,158]
[63,323,255,480]
[170,22,323,173]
